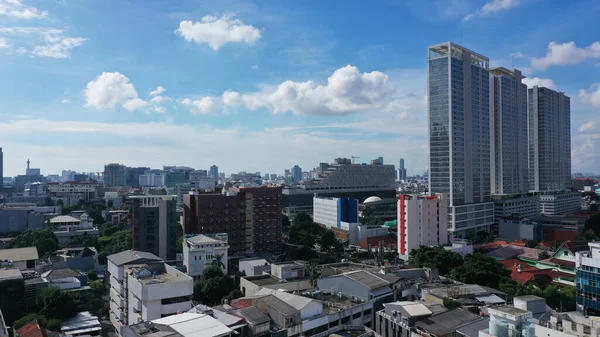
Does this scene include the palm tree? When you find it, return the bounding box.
[210,253,226,270]
[308,259,321,287]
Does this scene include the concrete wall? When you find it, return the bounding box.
[317,276,369,300]
[239,259,270,277]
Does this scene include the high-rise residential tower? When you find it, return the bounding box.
[490,67,529,195]
[398,158,407,180]
[529,86,571,192]
[292,165,302,182]
[209,165,218,179]
[103,163,126,186]
[129,195,178,260]
[427,42,494,237]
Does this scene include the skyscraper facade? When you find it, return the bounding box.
[130,195,178,260]
[292,165,302,182]
[490,67,529,195]
[398,158,407,180]
[428,42,494,237]
[103,163,127,186]
[528,86,571,192]
[209,165,218,179]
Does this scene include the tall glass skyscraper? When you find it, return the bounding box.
[427,42,494,237]
[490,67,529,195]
[528,86,571,192]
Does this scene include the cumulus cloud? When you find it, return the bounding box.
[222,65,395,116]
[149,95,171,104]
[61,99,70,103]
[578,83,600,108]
[464,0,519,21]
[182,97,216,114]
[175,13,261,51]
[123,98,149,112]
[149,86,166,96]
[0,37,9,49]
[522,77,556,89]
[579,121,596,133]
[531,41,600,70]
[85,72,139,109]
[0,27,85,58]
[0,0,48,19]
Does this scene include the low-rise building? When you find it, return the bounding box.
[47,181,97,206]
[48,214,99,244]
[182,235,228,279]
[317,270,396,303]
[0,247,38,270]
[123,312,233,337]
[238,258,270,277]
[540,191,581,216]
[107,250,194,335]
[313,196,359,231]
[492,194,541,222]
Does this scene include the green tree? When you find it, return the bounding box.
[177,236,184,253]
[6,229,58,257]
[99,224,119,237]
[442,297,457,309]
[13,313,48,330]
[539,251,550,260]
[192,264,233,305]
[86,270,98,281]
[308,259,321,287]
[293,212,312,225]
[39,287,78,320]
[409,246,463,275]
[498,277,532,296]
[450,253,511,288]
[210,253,226,270]
[525,240,538,248]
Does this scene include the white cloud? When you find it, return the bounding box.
[182,97,216,114]
[522,77,556,89]
[531,41,600,70]
[579,121,595,133]
[175,13,262,51]
[464,0,519,21]
[61,99,70,103]
[222,65,395,116]
[14,114,33,119]
[251,64,258,70]
[0,37,9,49]
[510,51,524,58]
[123,98,149,112]
[149,95,171,103]
[0,26,86,58]
[149,86,166,96]
[578,83,600,108]
[0,0,48,19]
[85,72,138,109]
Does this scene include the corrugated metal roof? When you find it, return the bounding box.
[255,288,317,311]
[186,235,226,245]
[475,294,505,304]
[152,313,232,337]
[0,247,39,261]
[49,215,80,224]
[415,309,483,336]
[238,306,270,325]
[107,250,162,266]
[254,295,298,316]
[344,270,390,289]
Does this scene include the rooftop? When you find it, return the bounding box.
[60,311,101,336]
[41,267,81,281]
[49,215,80,224]
[238,306,270,325]
[186,235,227,246]
[17,321,48,337]
[389,301,432,317]
[255,288,318,311]
[0,247,39,262]
[515,295,545,302]
[343,270,393,289]
[0,268,23,280]
[254,294,298,316]
[489,305,532,319]
[415,309,484,336]
[240,258,270,267]
[152,313,232,337]
[107,250,162,266]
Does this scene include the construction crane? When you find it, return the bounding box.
[351,156,360,164]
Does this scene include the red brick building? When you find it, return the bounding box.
[183,186,283,255]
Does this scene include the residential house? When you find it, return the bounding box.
[0,247,38,270]
[182,234,228,279]
[536,240,591,286]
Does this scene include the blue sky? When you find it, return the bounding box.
[1,0,599,177]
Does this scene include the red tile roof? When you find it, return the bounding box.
[357,235,397,250]
[498,259,553,285]
[17,321,47,337]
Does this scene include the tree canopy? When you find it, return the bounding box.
[6,229,58,257]
[409,246,463,275]
[39,286,78,320]
[193,264,237,305]
[450,253,510,288]
[12,313,61,331]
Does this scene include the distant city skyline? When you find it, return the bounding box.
[1,1,599,177]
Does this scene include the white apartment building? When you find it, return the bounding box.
[47,181,97,206]
[107,250,193,336]
[138,173,165,187]
[312,196,359,229]
[540,191,580,216]
[182,235,228,279]
[398,194,448,261]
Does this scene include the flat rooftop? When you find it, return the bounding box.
[489,306,530,316]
